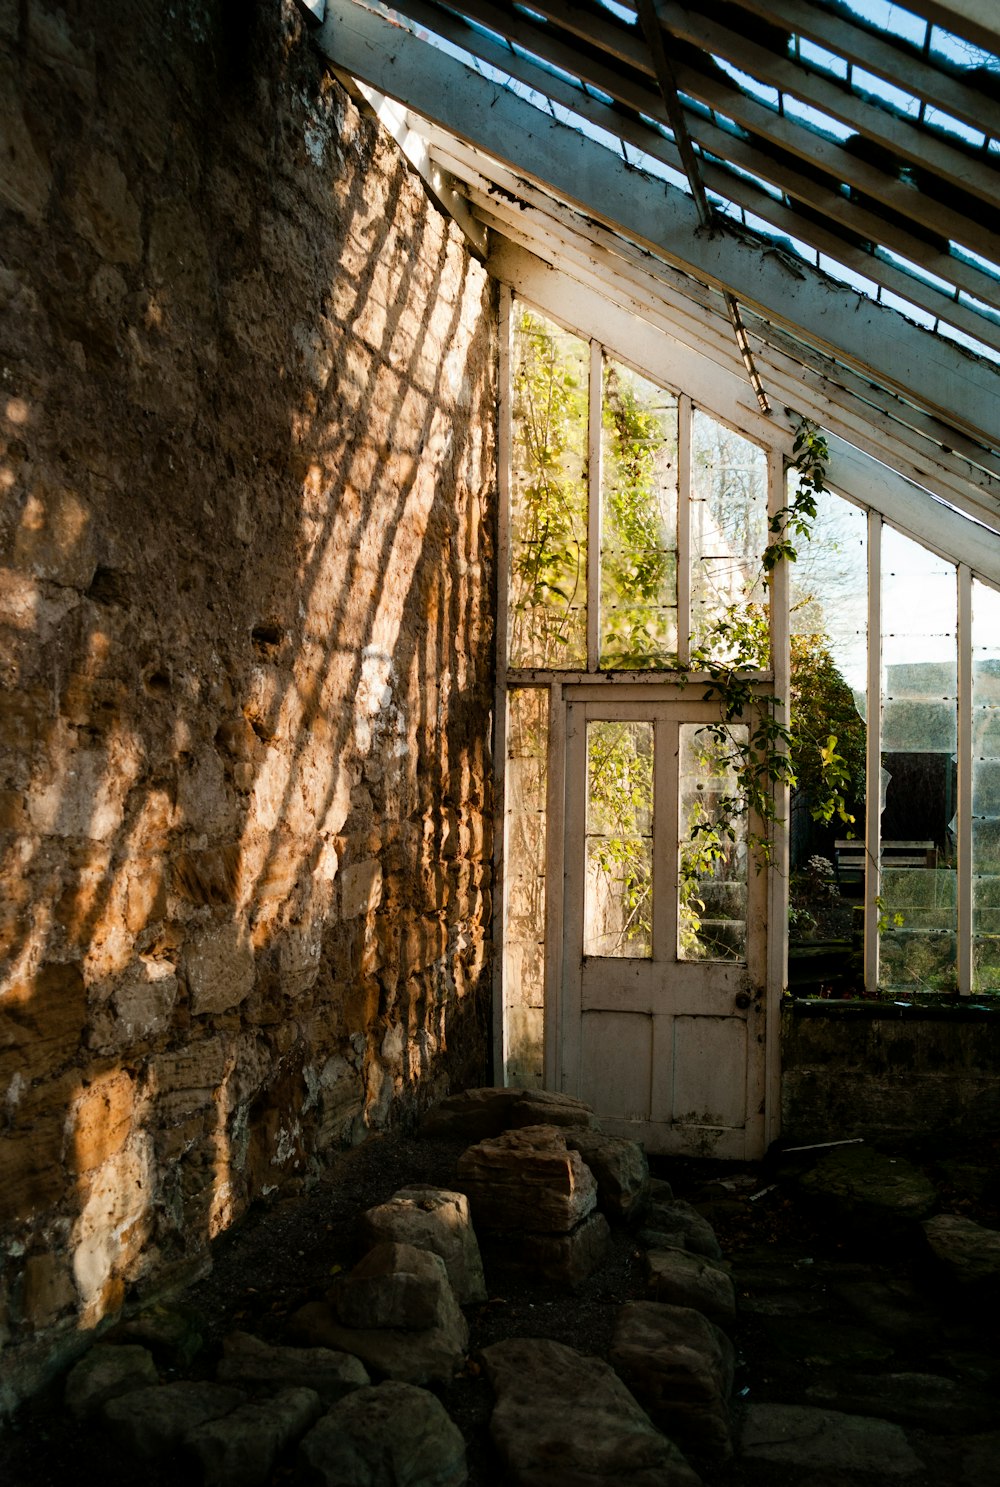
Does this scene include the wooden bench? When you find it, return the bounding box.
[835,840,937,883]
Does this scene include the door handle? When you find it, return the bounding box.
[734,991,753,1010]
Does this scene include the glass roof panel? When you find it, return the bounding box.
[851,65,921,118]
[796,36,848,81]
[929,26,1000,73]
[936,321,1000,364]
[782,93,855,142]
[923,105,986,149]
[712,56,780,110]
[837,1,927,51]
[879,288,938,327]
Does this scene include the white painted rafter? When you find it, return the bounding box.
[319,0,1000,458]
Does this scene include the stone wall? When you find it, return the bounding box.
[781,1003,1000,1143]
[0,0,496,1407]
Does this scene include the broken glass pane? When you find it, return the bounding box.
[505,688,549,1085]
[690,412,768,662]
[600,360,679,669]
[585,720,654,959]
[678,724,748,962]
[509,307,588,668]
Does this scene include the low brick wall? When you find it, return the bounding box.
[781,1001,1000,1144]
[0,0,495,1408]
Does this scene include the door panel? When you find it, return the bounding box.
[560,691,767,1157]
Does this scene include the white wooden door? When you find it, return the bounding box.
[558,691,768,1158]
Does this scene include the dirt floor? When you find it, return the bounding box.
[3,1127,999,1486]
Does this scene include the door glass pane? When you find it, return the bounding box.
[600,361,678,668]
[505,689,549,1085]
[973,580,1000,994]
[690,412,769,664]
[879,526,957,994]
[509,308,588,668]
[585,721,653,958]
[678,725,748,961]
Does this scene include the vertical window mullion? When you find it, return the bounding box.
[587,340,602,672]
[865,511,882,994]
[958,564,973,996]
[495,287,514,1081]
[677,394,692,667]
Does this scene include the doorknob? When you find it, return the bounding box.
[734,991,753,1009]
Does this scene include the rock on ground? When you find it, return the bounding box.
[187,1386,322,1487]
[104,1302,203,1367]
[922,1212,1000,1288]
[481,1209,610,1290]
[297,1380,467,1487]
[562,1131,649,1221]
[335,1242,455,1330]
[740,1403,923,1476]
[799,1148,936,1226]
[480,1336,703,1487]
[421,1087,600,1140]
[216,1330,369,1401]
[639,1199,722,1260]
[644,1248,736,1326]
[102,1381,246,1458]
[64,1342,158,1421]
[610,1302,734,1466]
[457,1125,597,1233]
[360,1187,487,1304]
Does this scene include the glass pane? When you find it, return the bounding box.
[678,724,748,961]
[879,527,957,993]
[509,308,588,668]
[789,490,868,892]
[973,580,1000,994]
[584,721,653,958]
[690,411,769,664]
[505,690,549,1085]
[600,361,678,669]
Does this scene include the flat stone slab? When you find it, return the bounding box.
[421,1087,599,1141]
[483,1209,610,1290]
[480,1336,703,1487]
[923,1213,1000,1287]
[610,1302,734,1466]
[64,1342,158,1421]
[741,1403,923,1476]
[457,1125,597,1234]
[102,1381,246,1458]
[562,1131,649,1221]
[806,1371,997,1434]
[187,1386,322,1487]
[644,1248,736,1326]
[798,1148,936,1225]
[216,1330,369,1401]
[297,1380,467,1487]
[640,1199,722,1260]
[360,1187,487,1304]
[104,1301,203,1367]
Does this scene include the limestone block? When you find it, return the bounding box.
[69,1068,135,1174]
[112,963,177,1040]
[103,1381,246,1459]
[922,1213,1000,1288]
[336,1243,456,1332]
[106,1302,204,1369]
[21,1251,76,1328]
[148,198,213,317]
[360,1187,487,1305]
[480,1337,702,1487]
[610,1302,735,1466]
[644,1249,736,1327]
[0,961,86,1069]
[183,919,255,1015]
[0,65,52,222]
[28,742,132,840]
[341,859,383,919]
[457,1125,597,1234]
[72,1136,154,1320]
[64,1342,158,1421]
[484,1209,611,1290]
[68,150,141,264]
[187,1387,323,1487]
[216,1330,369,1402]
[740,1403,923,1476]
[297,1381,467,1487]
[563,1131,649,1221]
